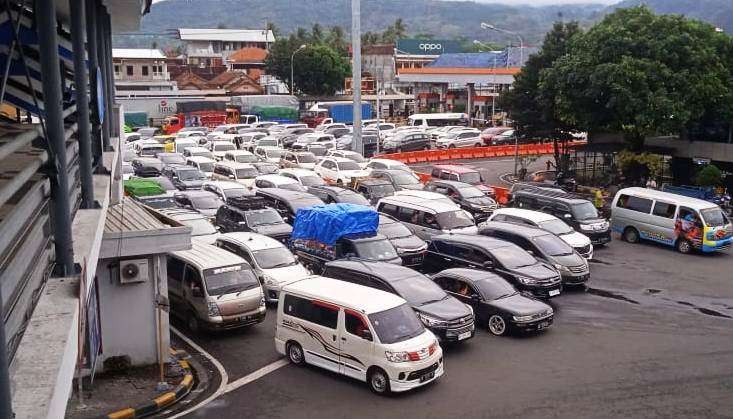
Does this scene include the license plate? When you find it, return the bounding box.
[537,321,549,330]
[457,331,472,341]
[419,371,435,383]
[548,289,560,297]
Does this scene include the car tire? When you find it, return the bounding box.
[287,342,305,366]
[187,312,200,334]
[368,367,391,395]
[488,315,507,336]
[676,239,693,254]
[622,227,640,244]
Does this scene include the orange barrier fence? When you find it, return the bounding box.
[376,141,586,164]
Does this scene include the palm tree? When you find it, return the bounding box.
[328,26,347,54]
[266,21,280,38]
[393,18,407,39]
[311,23,324,44]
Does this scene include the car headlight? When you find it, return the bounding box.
[553,263,569,272]
[465,304,474,317]
[260,296,266,306]
[385,350,410,363]
[579,224,593,231]
[513,314,534,322]
[417,312,447,327]
[601,221,610,230]
[262,274,278,287]
[516,276,534,285]
[207,301,221,317]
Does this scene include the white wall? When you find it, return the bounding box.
[96,254,169,369]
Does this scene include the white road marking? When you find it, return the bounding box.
[223,359,290,394]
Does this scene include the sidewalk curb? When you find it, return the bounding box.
[100,349,194,419]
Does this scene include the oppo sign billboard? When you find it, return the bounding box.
[397,39,462,55]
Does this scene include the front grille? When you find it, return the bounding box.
[446,315,473,328]
[568,265,588,274]
[535,276,561,286]
[406,362,440,381]
[528,310,552,321]
[446,323,473,337]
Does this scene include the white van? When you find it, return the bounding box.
[167,243,266,332]
[276,276,444,394]
[377,195,477,241]
[611,187,732,254]
[175,138,199,154]
[407,113,469,129]
[186,156,216,178]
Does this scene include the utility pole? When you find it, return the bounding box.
[351,0,363,155]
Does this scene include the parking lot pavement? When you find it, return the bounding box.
[179,241,733,418]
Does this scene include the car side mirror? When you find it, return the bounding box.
[359,329,373,341]
[483,260,494,269]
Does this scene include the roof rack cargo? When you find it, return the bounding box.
[226,195,268,211]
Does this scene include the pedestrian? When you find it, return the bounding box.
[646,177,658,189]
[593,189,604,209]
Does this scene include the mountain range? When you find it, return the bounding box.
[114,0,732,49]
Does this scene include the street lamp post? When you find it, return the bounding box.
[480,23,524,66]
[290,44,306,95]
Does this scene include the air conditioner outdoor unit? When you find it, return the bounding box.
[119,259,149,284]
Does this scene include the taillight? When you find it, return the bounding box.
[428,342,437,356]
[408,352,420,361]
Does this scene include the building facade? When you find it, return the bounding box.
[112,48,175,91]
[178,28,275,67]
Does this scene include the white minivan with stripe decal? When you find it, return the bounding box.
[276,276,444,394]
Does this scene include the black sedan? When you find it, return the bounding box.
[431,268,554,336]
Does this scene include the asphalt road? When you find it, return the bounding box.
[172,157,733,419]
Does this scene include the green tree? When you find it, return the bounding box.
[327,26,348,54]
[310,23,324,44]
[266,21,280,38]
[695,165,723,187]
[265,42,349,96]
[500,21,582,171]
[544,6,733,149]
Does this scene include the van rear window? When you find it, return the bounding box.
[617,194,653,214]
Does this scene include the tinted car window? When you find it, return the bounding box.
[368,303,425,344]
[652,201,676,218]
[389,275,447,305]
[617,195,653,214]
[283,294,338,329]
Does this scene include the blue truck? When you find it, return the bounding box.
[303,101,372,127]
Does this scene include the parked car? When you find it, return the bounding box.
[369,169,424,191]
[215,232,309,303]
[215,195,291,239]
[279,168,327,188]
[322,260,475,343]
[131,157,164,177]
[376,195,477,241]
[350,178,396,205]
[279,151,318,170]
[156,152,187,167]
[424,180,498,223]
[182,146,215,160]
[254,174,307,192]
[423,233,563,298]
[307,185,371,206]
[254,146,285,164]
[479,221,590,286]
[434,129,482,149]
[209,140,236,160]
[377,214,427,268]
[365,158,412,173]
[211,161,259,188]
[486,208,593,259]
[276,277,444,394]
[430,165,494,196]
[185,156,216,178]
[327,150,368,169]
[292,133,336,151]
[223,150,259,164]
[157,207,220,244]
[431,269,554,336]
[381,131,431,153]
[480,127,513,146]
[252,162,280,175]
[167,242,266,332]
[314,157,370,185]
[162,165,207,190]
[173,190,224,218]
[255,188,324,224]
[202,180,251,201]
[492,129,516,145]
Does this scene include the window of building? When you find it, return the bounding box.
[141,66,149,76]
[114,65,120,76]
[153,65,163,76]
[126,65,133,76]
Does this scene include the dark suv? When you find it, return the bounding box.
[307,185,371,206]
[161,165,207,190]
[255,188,324,224]
[422,234,563,298]
[215,195,292,242]
[424,179,498,222]
[322,259,475,343]
[511,187,611,245]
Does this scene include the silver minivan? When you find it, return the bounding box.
[377,195,478,241]
[167,242,266,332]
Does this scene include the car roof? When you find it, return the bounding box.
[170,242,247,270]
[157,207,207,221]
[226,150,255,155]
[174,189,219,198]
[428,179,476,189]
[379,195,459,212]
[309,185,355,195]
[433,164,477,173]
[256,174,297,184]
[279,168,316,177]
[433,233,513,250]
[187,155,215,163]
[256,188,322,202]
[492,207,557,222]
[617,187,720,210]
[216,161,255,169]
[324,156,351,163]
[513,187,589,204]
[185,146,210,152]
[202,180,246,190]
[433,268,506,283]
[283,276,405,315]
[479,221,549,238]
[218,232,284,251]
[325,259,424,283]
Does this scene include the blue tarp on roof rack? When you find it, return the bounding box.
[291,203,378,246]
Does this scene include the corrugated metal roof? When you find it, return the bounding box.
[112,48,166,59]
[178,28,275,43]
[169,241,246,270]
[104,197,167,234]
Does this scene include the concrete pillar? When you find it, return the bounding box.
[38,0,75,275]
[467,83,475,125]
[70,0,95,208]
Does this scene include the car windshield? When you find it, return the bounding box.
[197,162,214,172]
[178,169,206,181]
[379,220,413,239]
[280,183,307,192]
[259,140,278,147]
[390,275,448,306]
[474,277,517,300]
[297,153,317,163]
[266,149,284,158]
[392,172,420,185]
[309,147,327,156]
[160,155,186,165]
[223,189,249,199]
[700,207,729,227]
[368,303,425,345]
[491,245,538,269]
[338,193,370,205]
[137,196,175,209]
[190,195,222,210]
[337,161,361,171]
[532,234,574,256]
[251,247,297,269]
[256,164,279,174]
[571,202,600,220]
[459,172,482,185]
[203,265,260,295]
[366,184,395,198]
[538,219,574,235]
[185,218,217,236]
[352,239,399,261]
[245,209,283,226]
[234,154,258,163]
[436,210,475,230]
[299,175,325,187]
[236,168,258,179]
[458,186,485,199]
[214,143,235,152]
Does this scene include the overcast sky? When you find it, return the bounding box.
[472,0,620,4]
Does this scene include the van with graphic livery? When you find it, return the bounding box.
[611,187,732,254]
[276,276,444,394]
